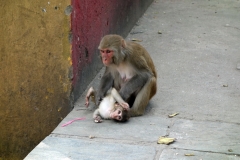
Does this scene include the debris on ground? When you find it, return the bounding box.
[89,135,95,139]
[168,112,179,118]
[223,84,228,87]
[157,136,175,145]
[131,38,142,42]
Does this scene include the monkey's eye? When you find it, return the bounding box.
[118,116,121,120]
[118,110,121,114]
[100,49,113,54]
[106,50,112,53]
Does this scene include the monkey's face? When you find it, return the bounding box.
[110,108,123,121]
[100,49,114,66]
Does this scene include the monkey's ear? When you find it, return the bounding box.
[121,39,127,48]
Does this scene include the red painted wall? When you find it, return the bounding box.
[71,0,153,101]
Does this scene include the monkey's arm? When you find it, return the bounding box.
[85,87,96,107]
[111,88,129,110]
[93,109,103,123]
[97,68,114,104]
[119,71,151,101]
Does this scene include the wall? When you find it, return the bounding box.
[0,0,153,159]
[0,0,71,159]
[71,0,154,101]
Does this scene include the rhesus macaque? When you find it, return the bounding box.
[85,87,130,123]
[97,34,157,117]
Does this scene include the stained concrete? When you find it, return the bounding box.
[25,0,240,159]
[0,0,71,159]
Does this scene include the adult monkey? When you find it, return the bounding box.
[97,34,157,117]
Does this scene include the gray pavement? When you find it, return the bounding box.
[25,0,240,159]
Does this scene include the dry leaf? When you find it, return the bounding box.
[158,31,162,34]
[131,38,142,42]
[223,84,228,87]
[185,154,195,156]
[168,112,179,118]
[157,136,175,145]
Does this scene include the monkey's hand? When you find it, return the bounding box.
[85,96,90,107]
[120,102,130,111]
[94,116,103,123]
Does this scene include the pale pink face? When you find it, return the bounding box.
[100,49,114,66]
[110,108,122,121]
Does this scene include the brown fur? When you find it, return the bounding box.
[98,34,157,117]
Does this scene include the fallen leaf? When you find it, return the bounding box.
[185,154,195,156]
[131,38,142,42]
[157,136,175,145]
[158,31,162,34]
[223,84,228,87]
[228,149,233,152]
[168,112,179,118]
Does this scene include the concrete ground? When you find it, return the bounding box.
[25,0,240,159]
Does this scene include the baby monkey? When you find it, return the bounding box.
[85,87,130,123]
